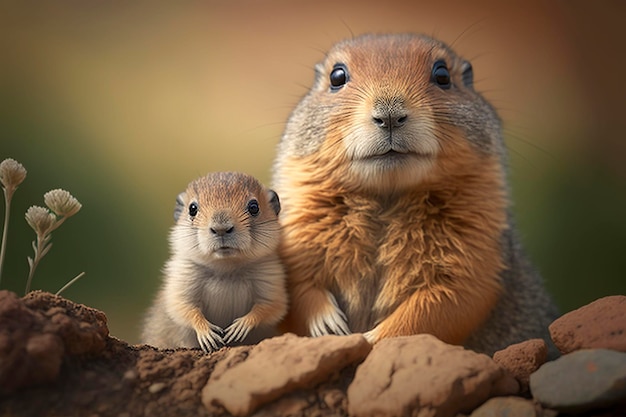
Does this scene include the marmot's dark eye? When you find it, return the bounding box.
[330,64,348,90]
[432,60,451,89]
[247,199,260,216]
[189,202,198,217]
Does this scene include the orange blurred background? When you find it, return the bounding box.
[1,0,625,342]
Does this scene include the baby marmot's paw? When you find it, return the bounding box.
[194,319,224,353]
[224,316,255,345]
[309,291,351,337]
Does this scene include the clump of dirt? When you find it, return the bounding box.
[0,290,353,417]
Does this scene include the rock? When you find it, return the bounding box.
[201,333,371,416]
[347,334,519,417]
[529,349,626,413]
[148,382,167,394]
[493,339,547,392]
[549,295,626,354]
[469,396,537,417]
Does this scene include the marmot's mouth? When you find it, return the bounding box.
[213,246,239,257]
[362,150,431,162]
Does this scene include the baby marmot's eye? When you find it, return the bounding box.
[247,199,260,216]
[432,60,451,90]
[189,202,198,217]
[329,64,348,90]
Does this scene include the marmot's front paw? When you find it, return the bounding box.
[194,321,224,353]
[309,291,350,337]
[224,316,254,344]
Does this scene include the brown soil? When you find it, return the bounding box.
[3,290,625,417]
[0,290,353,417]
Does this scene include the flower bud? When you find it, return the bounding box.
[25,206,56,236]
[0,158,27,194]
[44,189,82,217]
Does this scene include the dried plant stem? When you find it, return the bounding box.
[23,188,82,294]
[56,271,86,296]
[24,233,51,294]
[0,158,27,287]
[0,190,14,286]
[24,261,36,295]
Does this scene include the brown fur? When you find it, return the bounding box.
[273,34,557,354]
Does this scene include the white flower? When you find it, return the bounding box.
[44,189,82,217]
[25,206,56,236]
[0,158,27,194]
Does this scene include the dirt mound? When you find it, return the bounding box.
[0,291,355,417]
[1,290,625,417]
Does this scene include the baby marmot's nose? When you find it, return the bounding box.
[210,211,235,236]
[371,102,407,129]
[210,224,234,236]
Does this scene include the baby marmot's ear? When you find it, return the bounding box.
[174,192,187,222]
[461,60,473,89]
[268,190,281,216]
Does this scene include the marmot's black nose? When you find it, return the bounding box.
[210,225,234,236]
[372,101,407,129]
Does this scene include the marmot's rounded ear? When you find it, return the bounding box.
[174,192,187,222]
[461,60,473,89]
[268,190,281,216]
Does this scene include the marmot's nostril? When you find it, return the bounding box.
[372,117,385,127]
[372,113,407,129]
[210,225,234,236]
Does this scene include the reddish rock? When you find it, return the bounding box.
[202,333,371,416]
[347,334,519,417]
[549,295,626,354]
[493,339,548,392]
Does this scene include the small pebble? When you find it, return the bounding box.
[148,382,167,394]
[123,369,137,381]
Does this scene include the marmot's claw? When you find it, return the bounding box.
[196,323,224,353]
[224,317,253,344]
[308,299,351,337]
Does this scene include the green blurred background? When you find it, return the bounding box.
[1,1,624,343]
